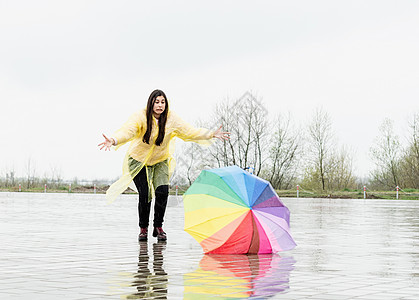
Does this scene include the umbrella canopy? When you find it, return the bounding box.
[183,166,297,254]
[184,254,295,298]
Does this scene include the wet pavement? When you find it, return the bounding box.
[0,192,418,299]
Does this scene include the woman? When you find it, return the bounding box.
[98,89,230,241]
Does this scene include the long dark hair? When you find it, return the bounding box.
[142,89,169,146]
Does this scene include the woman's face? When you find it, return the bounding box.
[153,95,166,118]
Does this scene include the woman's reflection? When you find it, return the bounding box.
[127,241,168,299]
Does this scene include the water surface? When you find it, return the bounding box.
[0,193,418,299]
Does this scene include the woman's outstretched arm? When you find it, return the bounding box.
[98,133,116,151]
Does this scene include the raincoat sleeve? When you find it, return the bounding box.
[112,111,143,149]
[171,112,214,145]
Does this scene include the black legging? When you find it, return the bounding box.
[133,167,169,228]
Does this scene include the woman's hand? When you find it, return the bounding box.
[213,126,231,141]
[98,133,115,151]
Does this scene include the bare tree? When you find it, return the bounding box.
[2,165,16,188]
[265,113,301,189]
[399,113,419,188]
[305,108,335,191]
[327,146,357,190]
[209,92,268,175]
[205,101,235,168]
[25,157,37,189]
[370,118,401,189]
[49,164,63,189]
[302,108,357,191]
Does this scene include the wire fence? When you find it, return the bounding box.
[278,185,419,200]
[1,178,418,200]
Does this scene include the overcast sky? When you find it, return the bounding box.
[1,0,418,182]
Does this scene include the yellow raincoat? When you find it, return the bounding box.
[106,109,213,203]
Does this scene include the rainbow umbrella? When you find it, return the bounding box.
[183,166,297,254]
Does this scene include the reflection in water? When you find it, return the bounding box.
[125,241,168,299]
[184,254,295,298]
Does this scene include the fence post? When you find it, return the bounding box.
[19,184,21,192]
[363,186,366,199]
[69,183,71,193]
[176,185,178,197]
[94,184,97,194]
[297,185,299,198]
[44,184,47,193]
[396,186,399,200]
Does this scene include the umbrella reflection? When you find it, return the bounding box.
[184,254,295,298]
[125,241,168,299]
